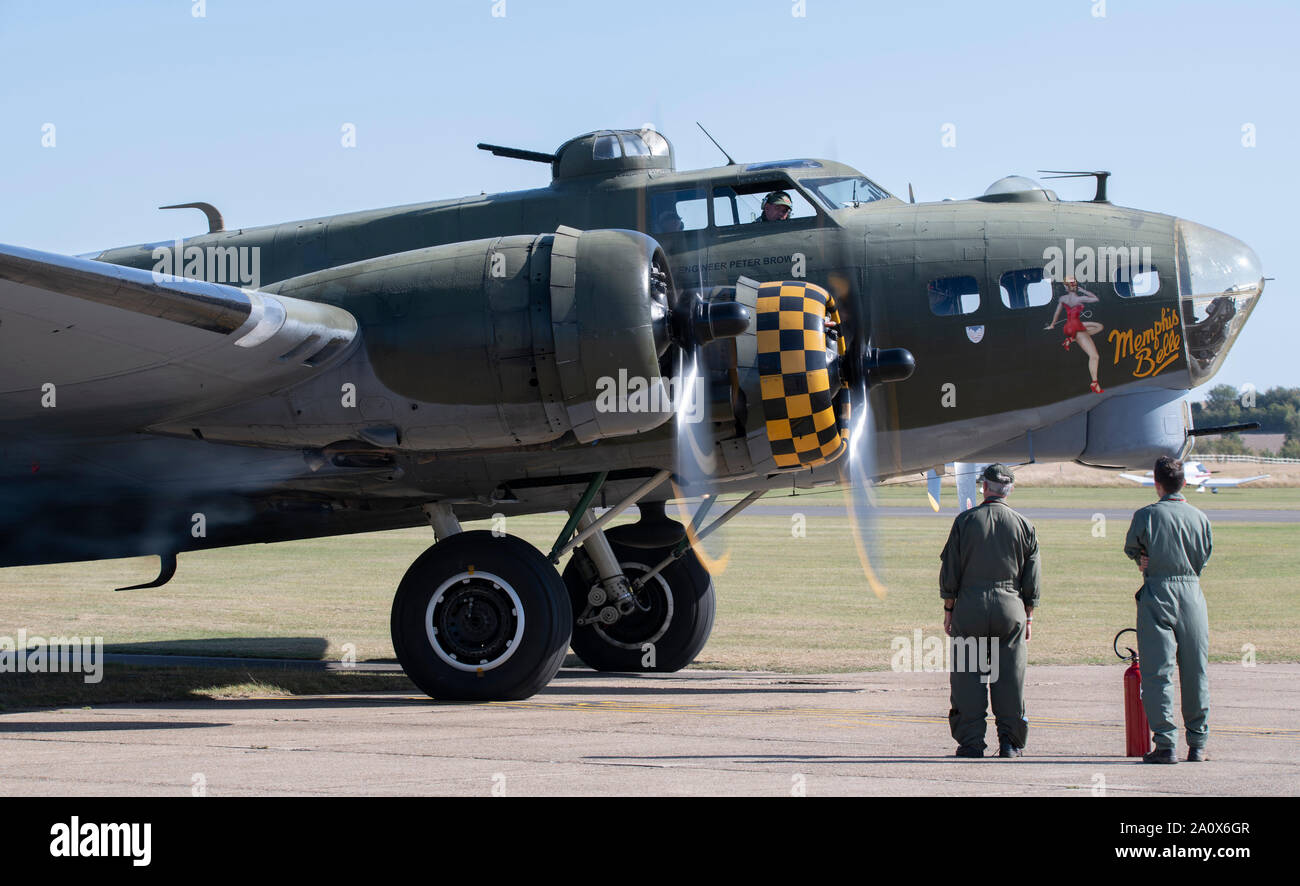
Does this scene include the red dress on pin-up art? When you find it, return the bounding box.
[1047,285,1105,393]
[1061,303,1086,348]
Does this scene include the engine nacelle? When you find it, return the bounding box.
[1078,389,1191,468]
[269,227,672,448]
[955,388,1192,469]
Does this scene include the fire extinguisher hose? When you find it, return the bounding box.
[1113,627,1138,663]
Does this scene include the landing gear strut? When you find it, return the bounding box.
[555,482,762,673]
[562,524,714,672]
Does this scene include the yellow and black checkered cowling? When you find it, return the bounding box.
[756,281,847,468]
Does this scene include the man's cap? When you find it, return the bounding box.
[982,463,1014,485]
[763,190,793,208]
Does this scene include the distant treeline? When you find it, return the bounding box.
[1191,385,1300,458]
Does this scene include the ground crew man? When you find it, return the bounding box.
[756,190,792,222]
[940,464,1040,758]
[1123,456,1213,764]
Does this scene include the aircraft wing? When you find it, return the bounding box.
[1202,474,1270,488]
[1119,472,1156,486]
[0,243,358,438]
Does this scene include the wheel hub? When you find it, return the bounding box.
[426,572,525,672]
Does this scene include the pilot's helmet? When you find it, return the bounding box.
[763,191,793,209]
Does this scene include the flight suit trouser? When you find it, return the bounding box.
[948,586,1029,751]
[1136,577,1209,751]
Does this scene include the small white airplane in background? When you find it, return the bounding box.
[1119,461,1270,493]
[925,459,1269,510]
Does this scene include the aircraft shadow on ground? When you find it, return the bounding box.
[0,720,226,733]
[102,637,332,660]
[539,681,859,697]
[1,636,413,714]
[580,754,1141,766]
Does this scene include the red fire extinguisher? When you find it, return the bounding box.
[1114,628,1151,757]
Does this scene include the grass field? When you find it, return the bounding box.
[1,487,1297,705]
[765,484,1300,511]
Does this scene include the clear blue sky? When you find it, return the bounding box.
[2,0,1295,399]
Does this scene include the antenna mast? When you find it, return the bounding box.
[696,122,737,166]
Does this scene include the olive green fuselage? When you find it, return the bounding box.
[97,159,1195,476]
[13,154,1234,567]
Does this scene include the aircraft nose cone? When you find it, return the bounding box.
[1175,218,1265,385]
[1177,219,1263,298]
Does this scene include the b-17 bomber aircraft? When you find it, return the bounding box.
[0,127,1267,700]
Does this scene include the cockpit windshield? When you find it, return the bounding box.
[803,176,891,209]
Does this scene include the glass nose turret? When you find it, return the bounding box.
[1176,219,1264,385]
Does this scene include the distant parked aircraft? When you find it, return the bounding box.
[1120,461,1269,493]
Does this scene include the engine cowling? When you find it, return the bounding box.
[269,227,673,448]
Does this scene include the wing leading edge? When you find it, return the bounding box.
[0,243,359,436]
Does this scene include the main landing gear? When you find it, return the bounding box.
[561,522,714,673]
[390,530,572,701]
[390,477,761,701]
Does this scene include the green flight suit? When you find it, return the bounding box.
[940,498,1041,751]
[1123,492,1213,751]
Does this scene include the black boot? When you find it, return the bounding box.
[1142,747,1178,764]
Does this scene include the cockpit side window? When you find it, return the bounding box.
[711,180,817,227]
[803,176,891,209]
[649,187,708,233]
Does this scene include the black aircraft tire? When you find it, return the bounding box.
[563,525,715,673]
[390,531,572,701]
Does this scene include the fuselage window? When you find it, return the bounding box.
[1114,266,1161,298]
[999,268,1053,309]
[928,275,981,316]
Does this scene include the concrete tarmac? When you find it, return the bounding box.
[1,663,1296,796]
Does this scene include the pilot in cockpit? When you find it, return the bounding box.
[655,210,684,233]
[756,191,793,223]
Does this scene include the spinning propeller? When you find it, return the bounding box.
[837,331,915,597]
[657,264,915,595]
